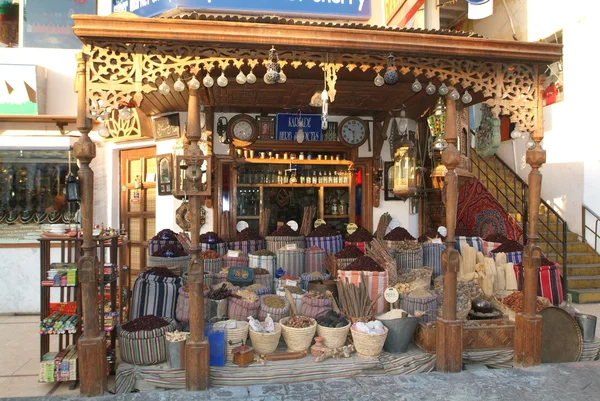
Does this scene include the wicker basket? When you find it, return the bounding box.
[350,324,388,359]
[248,323,282,355]
[279,317,317,352]
[214,320,250,361]
[317,322,350,349]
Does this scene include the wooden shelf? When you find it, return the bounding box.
[324,215,350,219]
[238,157,353,166]
[236,216,260,219]
[246,140,349,153]
[237,183,350,188]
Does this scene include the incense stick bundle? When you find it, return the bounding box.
[299,205,316,236]
[324,253,338,279]
[366,238,397,286]
[375,212,392,240]
[335,272,379,320]
[259,207,271,237]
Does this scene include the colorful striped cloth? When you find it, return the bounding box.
[514,263,564,306]
[306,234,343,255]
[130,272,182,321]
[491,250,523,265]
[227,297,260,321]
[481,240,502,257]
[304,247,327,274]
[395,247,424,273]
[421,243,446,279]
[300,272,330,291]
[401,291,437,323]
[379,348,436,375]
[258,297,290,321]
[265,236,305,253]
[579,339,600,361]
[276,248,305,278]
[454,236,484,255]
[118,318,176,366]
[299,295,332,318]
[337,270,389,315]
[227,239,266,255]
[203,257,222,276]
[222,254,249,269]
[249,254,276,277]
[463,349,514,369]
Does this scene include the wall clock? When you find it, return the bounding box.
[338,117,369,147]
[227,114,259,148]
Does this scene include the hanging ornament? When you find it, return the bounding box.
[203,72,214,88]
[173,79,186,92]
[264,46,281,85]
[235,71,247,85]
[449,88,460,101]
[438,83,449,96]
[412,79,422,92]
[374,72,385,87]
[119,107,132,121]
[462,90,473,104]
[246,70,257,84]
[426,81,436,95]
[526,136,536,149]
[217,72,228,87]
[188,76,200,90]
[278,68,287,84]
[383,54,399,85]
[158,81,170,95]
[98,122,110,138]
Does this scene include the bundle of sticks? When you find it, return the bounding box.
[366,238,397,286]
[259,208,271,237]
[324,253,338,279]
[336,272,380,320]
[299,205,317,236]
[375,212,392,240]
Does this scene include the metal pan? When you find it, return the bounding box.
[539,307,583,363]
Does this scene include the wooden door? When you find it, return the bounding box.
[120,147,156,280]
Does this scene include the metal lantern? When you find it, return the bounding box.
[427,97,448,151]
[393,141,417,199]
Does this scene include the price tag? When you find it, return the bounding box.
[384,287,400,304]
[227,250,241,257]
[285,244,297,250]
[347,223,358,234]
[314,218,326,228]
[285,279,298,286]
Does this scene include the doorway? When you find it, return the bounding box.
[119,147,157,280]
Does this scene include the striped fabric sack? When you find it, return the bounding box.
[253,272,272,290]
[395,247,424,273]
[247,284,271,295]
[222,254,249,269]
[228,239,266,255]
[299,295,332,319]
[227,297,260,321]
[401,290,437,323]
[175,289,209,323]
[304,247,327,274]
[200,242,228,256]
[300,272,330,291]
[258,296,290,322]
[385,240,418,252]
[248,254,277,276]
[454,236,483,255]
[130,272,182,321]
[491,251,523,265]
[275,278,301,292]
[265,236,305,253]
[147,240,184,256]
[421,243,446,279]
[118,318,176,365]
[203,257,222,276]
[481,240,502,257]
[276,248,305,278]
[514,263,564,306]
[337,270,389,315]
[211,273,229,287]
[345,241,369,253]
[305,234,344,255]
[337,257,358,272]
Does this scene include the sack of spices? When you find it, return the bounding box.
[338,268,389,315]
[266,225,305,253]
[118,316,176,366]
[276,248,305,278]
[252,268,272,291]
[244,283,271,296]
[304,246,327,274]
[420,243,446,279]
[258,295,290,322]
[299,292,332,319]
[228,296,260,321]
[305,224,344,255]
[249,250,277,287]
[300,271,330,291]
[344,226,375,253]
[199,231,228,255]
[228,228,266,255]
[222,253,249,269]
[335,245,364,271]
[176,287,209,323]
[392,243,424,274]
[200,251,223,276]
[130,269,182,321]
[401,288,437,323]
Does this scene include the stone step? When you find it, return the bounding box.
[567,275,600,289]
[539,241,593,254]
[538,231,580,243]
[568,288,600,304]
[547,252,600,265]
[567,264,600,277]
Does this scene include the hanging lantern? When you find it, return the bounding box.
[393,142,417,199]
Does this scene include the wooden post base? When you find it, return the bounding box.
[77,336,106,397]
[514,313,542,368]
[185,340,210,391]
[436,318,463,373]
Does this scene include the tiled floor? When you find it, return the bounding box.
[1,303,599,398]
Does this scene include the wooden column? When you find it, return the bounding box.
[74,52,106,397]
[436,95,463,373]
[185,87,210,390]
[514,75,545,367]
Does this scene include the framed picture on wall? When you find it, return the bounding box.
[256,116,275,139]
[384,161,401,201]
[156,154,173,196]
[153,113,181,141]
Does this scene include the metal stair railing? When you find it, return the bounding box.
[471,150,568,294]
[582,204,600,253]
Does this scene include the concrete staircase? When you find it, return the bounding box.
[472,152,600,303]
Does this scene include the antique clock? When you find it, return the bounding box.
[173,153,212,197]
[338,117,369,147]
[227,114,259,148]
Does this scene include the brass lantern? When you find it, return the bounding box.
[427,97,448,151]
[393,141,417,199]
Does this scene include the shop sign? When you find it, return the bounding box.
[275,113,322,142]
[112,0,371,20]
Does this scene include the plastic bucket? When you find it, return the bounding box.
[205,326,226,366]
[376,311,419,353]
[575,313,597,342]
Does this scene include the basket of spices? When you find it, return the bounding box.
[338,256,388,315]
[344,226,374,253]
[350,321,388,359]
[252,267,272,290]
[304,246,327,274]
[299,291,332,319]
[228,228,266,255]
[214,320,250,361]
[258,295,290,322]
[305,224,344,255]
[418,231,446,279]
[228,289,260,321]
[276,247,305,278]
[401,288,437,323]
[118,316,176,365]
[266,225,305,253]
[248,322,282,355]
[276,285,306,312]
[199,231,228,256]
[280,316,317,352]
[316,311,351,349]
[335,245,364,271]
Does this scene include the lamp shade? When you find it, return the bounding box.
[393,143,417,199]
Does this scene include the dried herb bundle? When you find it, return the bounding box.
[366,238,397,286]
[336,272,380,319]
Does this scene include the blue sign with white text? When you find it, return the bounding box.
[276,113,323,142]
[112,0,371,20]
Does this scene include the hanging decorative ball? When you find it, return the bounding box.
[217,72,228,87]
[449,88,460,101]
[462,90,473,104]
[188,76,200,90]
[526,137,536,149]
[426,81,437,95]
[173,79,186,92]
[278,69,287,84]
[374,73,385,87]
[412,79,422,92]
[158,81,170,95]
[119,107,133,121]
[510,129,522,139]
[438,83,449,96]
[384,69,399,85]
[235,71,247,85]
[203,73,214,88]
[98,122,110,138]
[246,71,257,84]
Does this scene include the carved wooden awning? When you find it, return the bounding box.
[72,13,562,133]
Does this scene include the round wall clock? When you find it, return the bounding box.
[227,114,259,148]
[338,117,369,147]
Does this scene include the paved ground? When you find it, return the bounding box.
[2,362,599,401]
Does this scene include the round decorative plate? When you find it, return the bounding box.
[236,220,249,232]
[287,220,298,231]
[539,307,583,363]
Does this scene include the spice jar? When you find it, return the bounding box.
[299,152,305,160]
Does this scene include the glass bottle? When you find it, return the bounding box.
[312,170,317,184]
[327,170,333,184]
[283,171,289,184]
[333,171,339,184]
[277,170,283,184]
[318,170,323,184]
[559,293,579,317]
[343,171,350,184]
[300,172,306,184]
